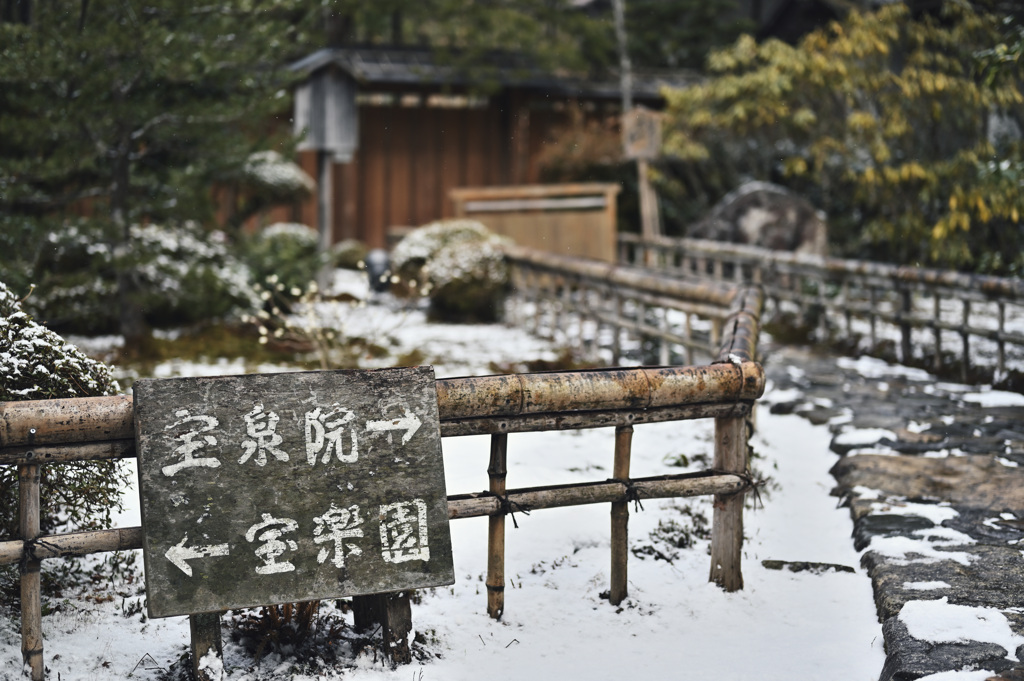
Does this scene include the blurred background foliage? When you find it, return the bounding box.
[661,1,1024,274]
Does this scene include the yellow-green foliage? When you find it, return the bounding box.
[663,2,1024,272]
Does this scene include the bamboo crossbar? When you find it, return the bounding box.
[0,473,750,568]
[0,364,764,450]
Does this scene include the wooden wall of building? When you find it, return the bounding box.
[292,94,586,249]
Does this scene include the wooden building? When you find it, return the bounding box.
[280,47,690,249]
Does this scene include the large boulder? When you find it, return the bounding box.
[689,181,828,256]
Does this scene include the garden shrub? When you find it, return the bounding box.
[28,221,259,334]
[0,280,131,607]
[331,238,370,271]
[391,219,510,323]
[240,222,326,296]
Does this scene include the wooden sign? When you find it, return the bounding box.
[622,107,662,161]
[134,367,454,619]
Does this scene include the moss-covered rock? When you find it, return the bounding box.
[391,220,510,323]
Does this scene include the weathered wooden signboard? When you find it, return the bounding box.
[134,366,454,619]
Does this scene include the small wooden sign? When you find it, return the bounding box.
[134,367,454,619]
[622,107,662,161]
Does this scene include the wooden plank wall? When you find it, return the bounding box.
[293,97,575,249]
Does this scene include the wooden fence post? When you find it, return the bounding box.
[353,593,413,665]
[609,425,634,606]
[899,287,913,364]
[486,433,508,619]
[190,612,224,681]
[709,416,746,591]
[19,462,43,681]
[483,432,507,618]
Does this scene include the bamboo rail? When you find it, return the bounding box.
[0,247,765,678]
[503,244,761,367]
[620,233,1024,384]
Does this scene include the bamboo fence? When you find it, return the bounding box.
[0,249,764,680]
[619,233,1024,383]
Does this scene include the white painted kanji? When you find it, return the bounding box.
[379,499,430,563]
[304,404,358,464]
[244,513,299,575]
[313,503,364,568]
[239,403,289,466]
[161,409,221,477]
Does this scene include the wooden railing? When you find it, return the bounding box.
[619,233,1024,384]
[0,249,764,680]
[505,244,762,368]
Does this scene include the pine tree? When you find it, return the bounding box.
[0,0,313,347]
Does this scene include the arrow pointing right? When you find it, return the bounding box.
[165,534,230,577]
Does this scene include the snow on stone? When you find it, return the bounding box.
[868,500,959,525]
[833,428,898,447]
[961,389,1024,407]
[835,355,932,380]
[900,597,1024,654]
[916,671,1002,681]
[866,527,976,566]
[903,581,952,590]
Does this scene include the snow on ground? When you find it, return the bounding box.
[0,271,885,680]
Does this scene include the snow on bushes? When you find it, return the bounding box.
[391,219,510,322]
[241,222,325,295]
[0,280,129,605]
[242,150,315,197]
[29,222,260,334]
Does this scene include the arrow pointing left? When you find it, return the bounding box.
[165,535,230,577]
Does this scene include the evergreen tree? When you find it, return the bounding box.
[0,0,312,347]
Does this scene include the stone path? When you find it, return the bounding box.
[760,344,1024,681]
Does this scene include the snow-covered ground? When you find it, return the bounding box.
[1,271,886,680]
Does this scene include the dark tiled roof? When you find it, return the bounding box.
[290,47,698,101]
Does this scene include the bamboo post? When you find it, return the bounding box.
[659,307,670,365]
[961,300,971,383]
[685,313,694,366]
[190,612,224,681]
[709,416,746,591]
[19,463,43,681]
[609,425,634,606]
[997,301,1006,378]
[842,280,852,338]
[899,287,913,364]
[612,293,623,365]
[869,287,878,350]
[486,433,508,620]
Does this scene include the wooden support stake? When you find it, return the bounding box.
[933,294,943,371]
[189,612,224,681]
[19,463,43,681]
[352,593,413,665]
[486,433,508,620]
[609,425,633,606]
[709,416,746,591]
